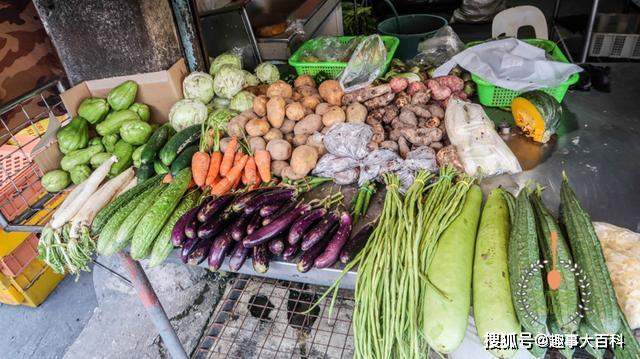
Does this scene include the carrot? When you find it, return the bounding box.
[254,150,271,183]
[244,157,259,185]
[241,168,250,185]
[219,137,238,177]
[191,151,210,188]
[205,151,222,187]
[163,173,173,183]
[188,179,196,189]
[212,155,249,196]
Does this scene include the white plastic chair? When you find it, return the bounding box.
[492,5,548,40]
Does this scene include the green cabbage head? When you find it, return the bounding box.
[255,63,279,84]
[229,91,256,112]
[209,52,242,76]
[169,99,208,131]
[183,71,215,104]
[213,65,245,99]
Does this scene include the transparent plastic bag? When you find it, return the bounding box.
[338,34,388,93]
[358,149,402,186]
[412,26,464,68]
[451,0,507,24]
[323,123,372,160]
[298,36,361,62]
[404,146,438,173]
[313,154,359,177]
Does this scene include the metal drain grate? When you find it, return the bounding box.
[194,275,354,359]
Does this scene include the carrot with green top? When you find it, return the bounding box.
[254,150,271,183]
[219,137,238,177]
[212,154,249,196]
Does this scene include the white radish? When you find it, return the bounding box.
[68,168,134,238]
[113,176,137,198]
[50,156,116,229]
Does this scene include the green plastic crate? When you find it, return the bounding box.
[288,36,400,78]
[467,39,579,108]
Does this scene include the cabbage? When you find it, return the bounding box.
[213,65,245,99]
[229,91,256,112]
[209,52,242,76]
[212,97,230,110]
[243,70,260,86]
[169,99,208,131]
[183,71,215,104]
[255,62,279,84]
[207,108,236,132]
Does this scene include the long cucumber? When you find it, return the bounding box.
[473,188,521,359]
[423,185,482,353]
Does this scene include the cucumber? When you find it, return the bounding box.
[154,160,169,175]
[148,189,201,267]
[92,174,162,235]
[96,181,163,255]
[473,189,521,359]
[141,124,174,165]
[508,190,548,358]
[136,162,155,182]
[531,192,580,335]
[424,185,482,354]
[130,168,192,260]
[170,145,198,176]
[159,124,200,166]
[548,319,575,359]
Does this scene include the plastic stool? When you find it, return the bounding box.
[492,5,548,40]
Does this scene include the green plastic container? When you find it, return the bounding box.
[468,39,579,108]
[288,36,400,78]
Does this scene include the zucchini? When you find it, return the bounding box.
[508,189,548,358]
[148,189,201,267]
[613,311,640,359]
[154,160,169,175]
[531,192,580,335]
[424,185,482,354]
[92,174,161,235]
[170,145,198,176]
[472,189,521,359]
[96,181,163,255]
[159,124,200,166]
[560,175,620,334]
[141,124,174,165]
[130,168,192,260]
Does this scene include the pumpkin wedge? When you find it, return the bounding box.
[511,91,562,143]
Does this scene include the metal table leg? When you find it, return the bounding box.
[581,0,600,63]
[118,253,188,359]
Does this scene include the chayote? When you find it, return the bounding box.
[77,97,110,124]
[102,133,119,153]
[57,116,89,154]
[107,80,138,110]
[96,109,140,136]
[60,144,103,171]
[128,102,150,122]
[41,169,70,192]
[90,152,112,169]
[132,144,145,168]
[120,120,152,145]
[110,140,134,176]
[88,137,102,147]
[69,164,92,184]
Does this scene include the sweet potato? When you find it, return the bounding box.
[294,114,322,136]
[280,119,295,134]
[253,95,268,117]
[426,104,445,119]
[292,134,308,146]
[322,106,346,128]
[315,102,331,116]
[227,114,250,138]
[364,92,394,110]
[342,84,391,104]
[389,77,409,93]
[266,139,292,161]
[267,80,293,98]
[264,128,283,142]
[318,80,343,106]
[248,136,266,152]
[404,104,432,118]
[426,79,452,101]
[434,75,464,92]
[266,97,286,128]
[271,160,289,177]
[245,118,270,137]
[290,145,318,176]
[294,75,316,89]
[285,102,305,121]
[346,102,367,123]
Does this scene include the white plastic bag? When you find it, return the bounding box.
[323,123,372,160]
[338,35,388,93]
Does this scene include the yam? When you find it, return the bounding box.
[248,136,266,152]
[342,84,391,104]
[364,92,394,110]
[389,77,409,93]
[263,128,283,142]
[266,97,286,128]
[271,160,289,177]
[399,109,418,127]
[346,102,367,123]
[290,145,318,176]
[294,75,316,89]
[292,134,308,146]
[280,119,295,134]
[318,80,343,106]
[252,95,268,117]
[301,95,321,111]
[398,136,410,159]
[266,80,293,98]
[322,106,346,128]
[427,104,445,119]
[315,102,331,116]
[401,127,443,146]
[380,141,399,152]
[227,114,250,138]
[294,114,322,136]
[266,139,292,161]
[245,118,270,137]
[285,102,305,121]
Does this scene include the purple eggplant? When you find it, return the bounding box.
[208,233,234,270]
[297,237,330,273]
[300,212,339,251]
[172,205,199,246]
[243,203,310,248]
[181,237,208,263]
[268,238,285,256]
[197,214,233,240]
[244,188,295,215]
[287,208,326,244]
[259,203,282,217]
[187,238,213,265]
[246,212,263,235]
[229,214,252,241]
[282,242,299,262]
[339,222,375,264]
[197,194,234,223]
[252,243,270,273]
[262,201,297,226]
[315,212,352,268]
[229,187,275,212]
[229,241,251,271]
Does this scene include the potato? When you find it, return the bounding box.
[245,118,270,137]
[297,85,318,98]
[248,136,266,152]
[280,119,295,134]
[306,132,326,156]
[294,114,322,136]
[266,80,293,98]
[281,166,305,180]
[292,134,308,146]
[284,132,294,142]
[302,95,321,111]
[266,139,292,161]
[266,96,286,128]
[256,84,269,96]
[271,160,289,177]
[318,80,344,106]
[253,95,268,117]
[241,109,258,120]
[315,102,331,116]
[294,75,316,89]
[264,128,283,142]
[322,106,346,127]
[346,102,367,123]
[292,91,303,101]
[290,145,318,176]
[219,137,232,153]
[285,102,305,121]
[227,114,249,138]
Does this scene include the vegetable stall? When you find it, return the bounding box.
[19,14,640,359]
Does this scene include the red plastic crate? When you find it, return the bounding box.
[0,234,39,277]
[0,140,44,222]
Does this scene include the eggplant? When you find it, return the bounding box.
[187,238,213,265]
[300,212,339,251]
[268,238,285,256]
[208,233,234,270]
[229,241,251,271]
[282,242,299,262]
[184,215,199,239]
[314,212,352,268]
[197,213,233,240]
[339,222,375,264]
[246,212,263,235]
[229,187,275,212]
[262,201,297,226]
[287,208,326,244]
[243,203,310,248]
[259,203,282,218]
[172,205,199,246]
[181,237,206,263]
[229,214,252,241]
[243,188,295,215]
[252,243,270,273]
[197,194,234,223]
[297,236,329,273]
